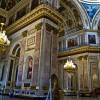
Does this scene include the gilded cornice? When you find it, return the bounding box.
[58,46,100,58]
[6,4,64,35]
[84,29,100,33]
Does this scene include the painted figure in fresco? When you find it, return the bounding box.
[27,57,33,79]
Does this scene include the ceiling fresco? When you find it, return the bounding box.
[79,0,100,22]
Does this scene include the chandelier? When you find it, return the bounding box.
[0,23,10,47]
[64,57,76,73]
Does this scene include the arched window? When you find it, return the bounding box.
[0,0,6,9]
[8,44,21,84]
[12,44,20,55]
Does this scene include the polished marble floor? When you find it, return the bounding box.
[64,96,99,100]
[0,95,33,100]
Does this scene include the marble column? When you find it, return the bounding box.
[98,55,100,86]
[87,56,92,91]
[38,19,58,95]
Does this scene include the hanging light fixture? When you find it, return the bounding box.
[64,56,76,73]
[0,23,10,46]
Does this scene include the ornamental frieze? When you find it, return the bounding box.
[58,46,100,57]
[6,4,64,35]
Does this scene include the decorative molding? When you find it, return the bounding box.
[35,23,42,31]
[6,4,64,35]
[46,23,58,33]
[61,0,90,29]
[77,55,88,60]
[58,46,100,57]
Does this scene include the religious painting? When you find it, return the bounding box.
[27,57,33,79]
[88,35,96,44]
[68,38,78,48]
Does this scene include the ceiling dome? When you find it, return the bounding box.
[59,0,83,31]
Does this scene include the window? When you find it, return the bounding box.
[16,6,27,20]
[0,0,6,9]
[8,15,15,26]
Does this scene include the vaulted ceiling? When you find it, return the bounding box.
[59,0,83,31]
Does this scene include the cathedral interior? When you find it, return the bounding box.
[0,0,100,99]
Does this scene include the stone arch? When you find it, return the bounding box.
[12,44,20,56]
[92,9,100,30]
[72,0,90,29]
[7,43,21,87]
[60,0,90,29]
[9,42,21,56]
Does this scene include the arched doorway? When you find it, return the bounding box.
[8,44,21,87]
[51,74,60,100]
[51,74,58,89]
